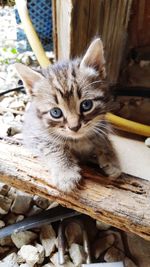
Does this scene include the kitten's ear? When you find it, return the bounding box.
[15,63,44,95]
[80,38,106,78]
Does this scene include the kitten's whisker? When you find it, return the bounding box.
[96,121,115,135]
[90,124,107,138]
[91,128,107,141]
[92,124,108,138]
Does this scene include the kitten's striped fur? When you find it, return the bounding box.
[15,38,121,192]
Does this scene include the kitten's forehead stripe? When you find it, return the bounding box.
[41,60,108,112]
[47,61,83,103]
[77,88,81,99]
[54,94,58,104]
[55,87,64,97]
[71,67,76,78]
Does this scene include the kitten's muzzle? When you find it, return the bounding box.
[68,124,81,132]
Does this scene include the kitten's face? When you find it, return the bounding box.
[15,38,110,140]
[33,61,109,140]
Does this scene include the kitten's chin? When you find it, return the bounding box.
[58,129,85,140]
[66,132,84,140]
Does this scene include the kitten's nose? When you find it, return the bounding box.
[68,124,81,132]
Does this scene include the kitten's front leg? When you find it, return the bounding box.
[95,138,121,178]
[42,144,81,193]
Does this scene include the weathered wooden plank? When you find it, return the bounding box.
[53,0,133,82]
[101,0,133,82]
[0,139,150,240]
[52,0,73,60]
[128,0,150,48]
[53,0,101,59]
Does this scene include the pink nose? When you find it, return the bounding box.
[68,124,81,132]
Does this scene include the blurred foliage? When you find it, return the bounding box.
[0,46,21,65]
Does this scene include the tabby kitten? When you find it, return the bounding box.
[15,38,121,192]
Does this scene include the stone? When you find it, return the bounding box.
[40,224,56,257]
[11,231,37,248]
[7,187,17,201]
[35,243,45,264]
[0,119,8,136]
[16,215,24,222]
[0,183,10,196]
[93,234,115,259]
[124,257,138,267]
[33,195,51,209]
[69,243,86,266]
[20,264,31,267]
[104,230,124,252]
[15,115,23,123]
[0,97,14,109]
[2,252,19,267]
[4,212,17,225]
[0,263,18,267]
[21,55,32,66]
[27,205,42,216]
[2,111,14,124]
[145,137,150,147]
[46,202,59,210]
[0,194,12,215]
[65,220,83,246]
[16,253,25,265]
[18,245,40,266]
[0,220,5,228]
[50,252,74,267]
[104,246,125,262]
[11,193,32,214]
[126,233,150,267]
[82,263,124,267]
[13,133,23,140]
[96,220,111,230]
[0,236,13,247]
[7,125,22,136]
[0,246,10,256]
[42,264,54,267]
[9,99,25,110]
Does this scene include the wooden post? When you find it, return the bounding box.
[52,0,133,83]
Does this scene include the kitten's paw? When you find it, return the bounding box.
[98,153,121,178]
[102,163,121,178]
[51,165,81,193]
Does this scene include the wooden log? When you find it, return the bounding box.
[0,137,150,240]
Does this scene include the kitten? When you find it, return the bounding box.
[15,38,121,192]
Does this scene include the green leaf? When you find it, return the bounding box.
[16,58,21,62]
[10,48,18,54]
[3,47,7,52]
[4,59,9,64]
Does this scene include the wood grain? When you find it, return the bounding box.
[0,139,150,240]
[53,0,133,82]
[128,0,150,48]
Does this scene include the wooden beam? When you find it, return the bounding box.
[52,0,133,83]
[101,0,133,83]
[52,0,73,60]
[0,138,150,240]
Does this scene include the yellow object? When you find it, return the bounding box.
[106,112,150,137]
[15,0,50,68]
[15,1,149,138]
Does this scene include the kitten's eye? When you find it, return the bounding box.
[80,100,93,112]
[50,107,63,119]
